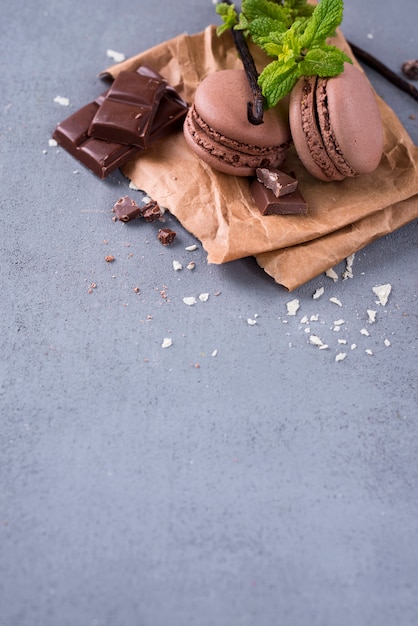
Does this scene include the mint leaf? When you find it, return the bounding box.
[299,0,344,48]
[298,46,352,77]
[258,61,301,107]
[216,2,238,35]
[215,0,351,108]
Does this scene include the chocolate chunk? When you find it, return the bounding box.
[141,199,164,222]
[158,228,176,245]
[255,167,298,197]
[113,195,142,222]
[136,66,188,141]
[52,95,141,178]
[401,60,418,81]
[88,71,166,147]
[250,178,308,215]
[53,68,188,178]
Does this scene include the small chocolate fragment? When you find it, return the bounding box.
[113,196,142,222]
[88,71,166,147]
[158,228,176,245]
[52,95,141,178]
[250,178,308,215]
[256,167,298,197]
[401,60,418,81]
[141,199,164,222]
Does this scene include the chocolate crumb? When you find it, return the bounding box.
[113,195,142,222]
[402,60,418,80]
[141,199,164,222]
[158,228,176,245]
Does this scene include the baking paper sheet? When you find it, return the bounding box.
[103,25,418,290]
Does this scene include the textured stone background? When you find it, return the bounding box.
[1,1,417,625]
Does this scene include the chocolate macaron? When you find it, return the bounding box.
[289,63,384,182]
[183,69,291,176]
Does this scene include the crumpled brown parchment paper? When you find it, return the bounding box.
[103,25,418,291]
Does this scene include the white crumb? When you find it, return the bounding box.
[360,328,370,337]
[172,260,183,271]
[384,339,391,347]
[372,283,392,306]
[310,314,319,322]
[286,298,300,316]
[106,49,126,62]
[338,339,347,344]
[335,352,347,362]
[329,297,343,307]
[342,253,355,280]
[161,338,173,348]
[351,344,357,350]
[365,349,373,356]
[199,293,210,302]
[325,268,339,282]
[304,327,311,334]
[313,287,324,300]
[333,326,342,332]
[367,309,377,323]
[300,315,309,324]
[185,244,198,251]
[247,318,257,326]
[186,262,195,270]
[48,138,58,147]
[183,296,197,306]
[211,349,218,357]
[334,319,345,326]
[309,335,328,349]
[53,95,70,106]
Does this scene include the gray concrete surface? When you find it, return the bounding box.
[1,1,417,625]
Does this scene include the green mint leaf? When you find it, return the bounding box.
[245,16,287,50]
[216,2,238,36]
[299,0,344,48]
[258,60,301,107]
[298,45,352,77]
[241,0,288,24]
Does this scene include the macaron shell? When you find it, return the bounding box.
[289,76,345,182]
[322,63,384,175]
[193,69,291,148]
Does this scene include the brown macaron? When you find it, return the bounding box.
[183,69,291,176]
[289,62,384,182]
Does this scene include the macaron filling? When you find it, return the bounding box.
[316,78,357,178]
[185,104,290,171]
[300,77,345,181]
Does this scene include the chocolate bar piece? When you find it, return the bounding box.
[113,196,142,222]
[52,95,141,178]
[52,67,188,178]
[88,71,166,147]
[255,167,298,197]
[158,228,176,245]
[136,66,188,142]
[141,199,164,222]
[250,178,308,216]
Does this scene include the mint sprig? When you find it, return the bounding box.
[216,0,352,109]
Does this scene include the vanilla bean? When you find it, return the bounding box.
[222,0,264,124]
[348,41,418,102]
[231,28,265,124]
